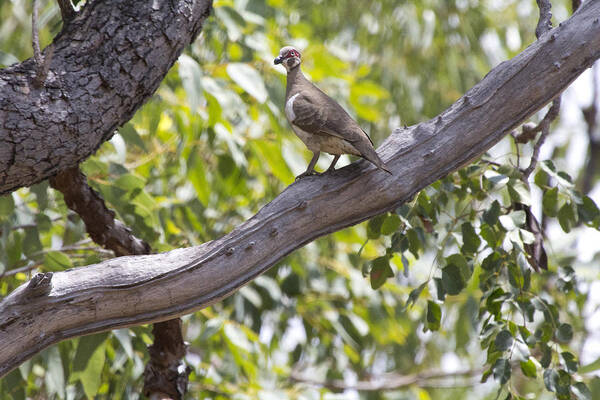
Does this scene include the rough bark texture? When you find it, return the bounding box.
[143,319,190,400]
[49,167,151,256]
[1,0,600,378]
[0,0,212,194]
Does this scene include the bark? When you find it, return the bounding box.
[0,0,212,194]
[49,167,151,256]
[1,0,600,379]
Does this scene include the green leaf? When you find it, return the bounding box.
[367,214,386,239]
[114,173,146,191]
[540,342,552,368]
[572,382,592,400]
[405,281,428,308]
[461,222,481,254]
[579,196,600,225]
[520,358,537,378]
[480,223,498,247]
[43,346,65,398]
[495,330,513,351]
[481,252,502,271]
[484,171,509,189]
[252,140,294,183]
[188,150,211,206]
[558,203,577,233]
[508,262,524,289]
[556,323,573,343]
[492,358,511,384]
[540,160,574,187]
[227,63,267,103]
[561,351,578,373]
[508,181,531,206]
[119,123,147,151]
[224,323,252,352]
[442,264,465,295]
[44,251,73,271]
[406,228,423,257]
[23,227,42,255]
[499,210,526,231]
[370,256,393,290]
[543,368,559,392]
[446,253,471,282]
[542,187,559,217]
[580,356,600,374]
[483,200,501,225]
[178,54,205,111]
[381,214,402,235]
[426,301,441,331]
[0,194,14,217]
[113,329,134,358]
[71,333,109,399]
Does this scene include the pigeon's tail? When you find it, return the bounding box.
[372,157,393,175]
[355,141,393,175]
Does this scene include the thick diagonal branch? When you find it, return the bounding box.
[1,0,600,379]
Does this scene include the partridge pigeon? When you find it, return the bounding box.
[274,46,391,179]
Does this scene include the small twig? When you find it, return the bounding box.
[581,62,600,194]
[511,122,540,144]
[290,367,485,392]
[32,0,43,67]
[535,0,553,39]
[522,98,561,178]
[57,0,76,22]
[31,0,54,87]
[521,0,562,179]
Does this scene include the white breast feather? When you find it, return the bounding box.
[285,93,300,122]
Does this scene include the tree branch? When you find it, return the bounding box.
[49,167,150,256]
[0,0,213,194]
[522,97,561,179]
[1,0,600,378]
[581,62,600,194]
[290,368,484,391]
[56,0,76,23]
[536,0,553,39]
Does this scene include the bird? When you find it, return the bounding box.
[274,46,392,180]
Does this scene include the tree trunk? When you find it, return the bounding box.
[0,0,212,194]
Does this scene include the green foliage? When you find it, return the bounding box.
[1,0,599,399]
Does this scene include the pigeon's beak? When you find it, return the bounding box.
[274,56,283,65]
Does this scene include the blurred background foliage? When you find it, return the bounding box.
[1,0,600,399]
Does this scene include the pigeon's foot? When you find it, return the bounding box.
[295,171,321,180]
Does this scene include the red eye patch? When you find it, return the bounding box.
[284,49,300,59]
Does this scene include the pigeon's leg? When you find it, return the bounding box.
[325,155,340,173]
[295,152,320,180]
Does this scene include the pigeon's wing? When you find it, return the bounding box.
[290,94,328,133]
[293,90,372,144]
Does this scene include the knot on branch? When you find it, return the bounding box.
[24,272,53,298]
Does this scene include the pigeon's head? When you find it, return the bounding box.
[274,46,301,71]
